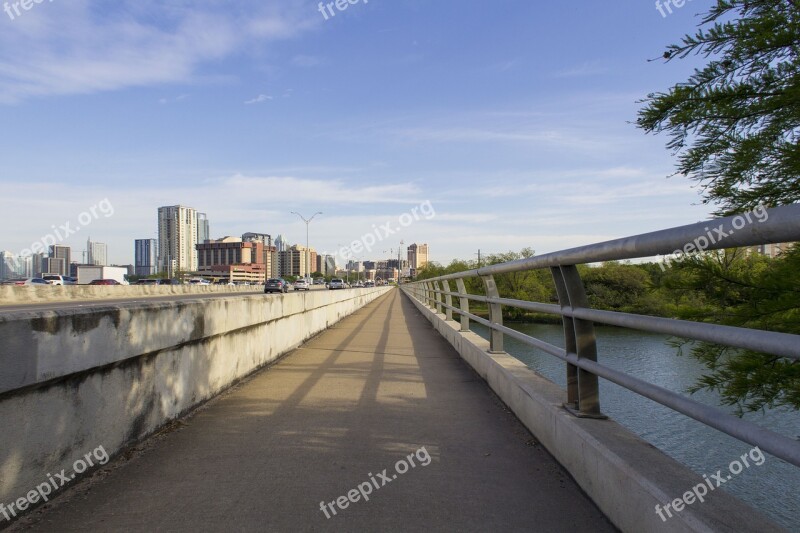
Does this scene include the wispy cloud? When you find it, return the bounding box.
[244,94,273,105]
[0,2,317,104]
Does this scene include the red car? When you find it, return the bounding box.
[89,279,121,285]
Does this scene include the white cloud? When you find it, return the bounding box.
[244,94,273,105]
[0,2,317,103]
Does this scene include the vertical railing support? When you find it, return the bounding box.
[425,282,435,308]
[455,278,470,332]
[442,280,453,321]
[551,266,604,418]
[433,281,443,314]
[481,275,504,354]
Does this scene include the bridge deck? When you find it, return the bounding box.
[13,289,614,532]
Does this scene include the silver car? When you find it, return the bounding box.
[328,278,346,290]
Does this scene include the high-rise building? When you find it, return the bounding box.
[87,238,108,266]
[197,213,210,244]
[274,235,288,276]
[31,253,44,277]
[279,245,315,278]
[49,245,71,275]
[41,257,65,276]
[407,243,429,272]
[158,205,198,275]
[1,252,33,279]
[135,239,159,277]
[0,251,17,280]
[317,254,336,276]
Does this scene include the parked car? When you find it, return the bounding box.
[264,278,289,294]
[42,275,70,285]
[293,279,310,291]
[158,278,181,285]
[89,279,121,285]
[365,280,375,287]
[12,278,51,286]
[328,278,346,290]
[188,278,211,285]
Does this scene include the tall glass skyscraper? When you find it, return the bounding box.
[135,239,158,277]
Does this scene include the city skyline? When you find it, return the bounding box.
[0,2,715,268]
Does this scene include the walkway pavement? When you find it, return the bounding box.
[12,289,615,532]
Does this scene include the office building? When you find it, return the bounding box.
[197,237,276,283]
[135,239,159,277]
[274,235,288,276]
[243,233,277,277]
[41,257,65,276]
[158,205,198,275]
[0,251,17,280]
[317,254,336,277]
[48,245,71,276]
[197,213,210,244]
[279,245,316,278]
[87,238,108,266]
[407,243,429,272]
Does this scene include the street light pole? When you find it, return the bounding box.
[291,211,322,282]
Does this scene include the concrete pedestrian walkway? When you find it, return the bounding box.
[12,289,614,532]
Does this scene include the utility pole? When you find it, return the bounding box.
[291,211,322,282]
[398,240,404,282]
[475,249,482,268]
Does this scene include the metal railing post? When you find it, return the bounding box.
[551,265,604,418]
[433,281,443,314]
[442,280,453,321]
[455,278,470,332]
[425,282,435,308]
[481,275,504,354]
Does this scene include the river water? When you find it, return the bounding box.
[471,322,800,531]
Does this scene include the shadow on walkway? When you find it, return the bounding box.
[11,289,615,532]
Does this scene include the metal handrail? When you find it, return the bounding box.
[402,204,800,468]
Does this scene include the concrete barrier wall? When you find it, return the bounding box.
[0,283,276,306]
[0,287,391,508]
[402,289,784,533]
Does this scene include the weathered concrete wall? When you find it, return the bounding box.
[401,289,784,533]
[0,288,391,509]
[0,283,277,306]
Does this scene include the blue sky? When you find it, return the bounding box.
[0,0,715,266]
